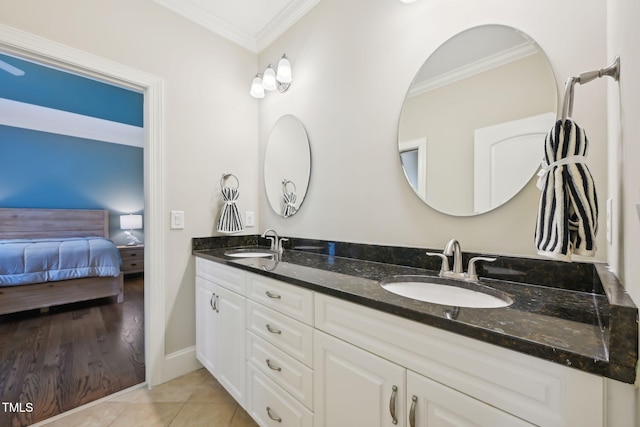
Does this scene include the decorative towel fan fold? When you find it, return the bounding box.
[217,173,244,234]
[535,119,598,261]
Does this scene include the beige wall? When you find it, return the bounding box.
[258,0,607,260]
[0,0,259,355]
[607,0,640,422]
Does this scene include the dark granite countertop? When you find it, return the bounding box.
[192,236,638,383]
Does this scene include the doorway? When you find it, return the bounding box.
[0,24,164,426]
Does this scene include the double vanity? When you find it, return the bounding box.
[193,235,637,427]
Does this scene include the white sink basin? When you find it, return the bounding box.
[224,248,276,258]
[380,276,512,308]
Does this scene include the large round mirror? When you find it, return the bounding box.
[398,25,557,216]
[264,114,311,217]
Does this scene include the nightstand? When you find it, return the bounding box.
[118,245,144,275]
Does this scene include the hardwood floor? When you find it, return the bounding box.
[0,275,145,427]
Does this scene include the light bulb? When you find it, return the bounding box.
[276,54,292,84]
[262,65,277,91]
[250,74,265,98]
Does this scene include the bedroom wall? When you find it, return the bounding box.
[0,126,143,245]
[0,52,144,245]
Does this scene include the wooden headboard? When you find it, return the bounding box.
[0,208,109,239]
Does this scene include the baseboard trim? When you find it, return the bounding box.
[160,345,203,384]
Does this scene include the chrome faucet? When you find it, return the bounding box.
[262,229,287,254]
[262,229,279,251]
[427,239,496,282]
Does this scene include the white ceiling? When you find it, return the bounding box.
[151,0,320,53]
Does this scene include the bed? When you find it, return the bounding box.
[0,208,124,315]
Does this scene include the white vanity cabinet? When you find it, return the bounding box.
[314,330,534,427]
[315,293,604,427]
[194,257,607,427]
[195,258,246,407]
[245,271,315,426]
[314,330,406,427]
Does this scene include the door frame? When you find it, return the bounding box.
[0,23,165,387]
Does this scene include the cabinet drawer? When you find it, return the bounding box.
[121,258,143,272]
[247,273,314,325]
[195,257,245,295]
[247,331,313,409]
[247,300,313,367]
[246,364,313,427]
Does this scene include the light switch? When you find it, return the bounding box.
[246,211,255,227]
[170,211,184,230]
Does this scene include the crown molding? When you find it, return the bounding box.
[256,0,321,52]
[152,0,319,53]
[408,41,538,98]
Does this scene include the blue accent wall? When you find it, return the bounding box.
[0,53,144,245]
[0,53,143,126]
[0,126,144,243]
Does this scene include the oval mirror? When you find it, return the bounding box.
[264,114,311,217]
[398,25,557,216]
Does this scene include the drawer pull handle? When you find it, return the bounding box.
[409,395,417,427]
[265,290,282,299]
[389,385,398,425]
[265,324,282,334]
[266,359,282,372]
[266,407,282,423]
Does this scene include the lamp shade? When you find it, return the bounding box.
[120,214,143,230]
[276,55,292,84]
[250,74,265,98]
[262,65,277,91]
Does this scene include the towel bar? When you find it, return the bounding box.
[560,56,620,121]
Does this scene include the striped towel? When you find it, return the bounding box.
[217,186,244,234]
[534,119,598,261]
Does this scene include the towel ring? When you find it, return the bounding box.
[282,179,296,194]
[220,173,240,190]
[561,56,620,121]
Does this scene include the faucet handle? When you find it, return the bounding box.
[426,252,450,274]
[278,238,289,254]
[466,257,496,281]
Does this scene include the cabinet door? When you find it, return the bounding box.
[406,370,534,427]
[314,330,405,427]
[215,284,246,407]
[195,276,217,374]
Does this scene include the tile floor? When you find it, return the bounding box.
[39,369,258,427]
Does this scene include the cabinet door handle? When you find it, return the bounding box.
[266,406,282,423]
[265,290,282,299]
[265,324,282,334]
[266,359,282,372]
[210,293,216,311]
[409,395,417,427]
[389,385,398,425]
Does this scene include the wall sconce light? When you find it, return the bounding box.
[250,54,292,99]
[120,214,143,246]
